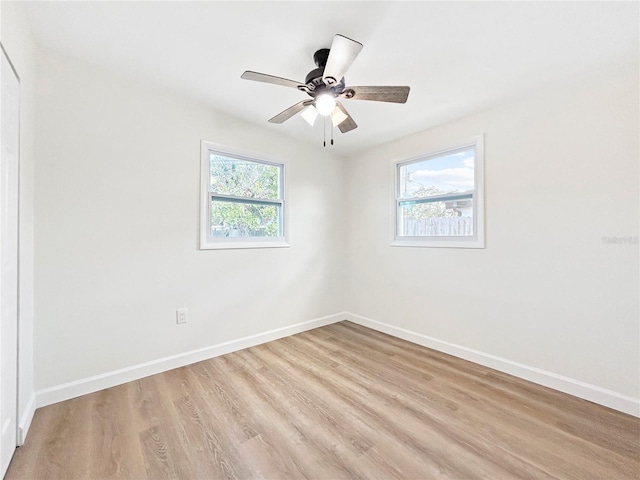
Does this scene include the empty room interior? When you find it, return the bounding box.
[1,1,639,478]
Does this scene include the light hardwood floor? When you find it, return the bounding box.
[6,321,639,479]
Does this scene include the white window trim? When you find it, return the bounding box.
[390,134,485,249]
[200,141,290,250]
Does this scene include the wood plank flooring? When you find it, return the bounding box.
[6,321,639,479]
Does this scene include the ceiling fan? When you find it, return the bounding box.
[241,34,410,136]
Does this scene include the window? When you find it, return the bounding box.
[200,142,288,249]
[392,135,484,248]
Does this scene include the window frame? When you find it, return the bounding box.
[200,141,289,250]
[390,134,485,249]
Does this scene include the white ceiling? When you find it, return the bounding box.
[23,1,639,155]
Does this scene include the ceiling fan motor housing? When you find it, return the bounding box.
[304,67,326,90]
[304,49,345,97]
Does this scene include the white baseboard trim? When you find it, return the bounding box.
[34,311,639,418]
[36,312,346,409]
[17,392,36,446]
[345,312,640,418]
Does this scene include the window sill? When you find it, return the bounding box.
[200,239,290,250]
[390,238,484,249]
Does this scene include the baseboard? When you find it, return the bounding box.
[36,312,346,408]
[34,310,639,417]
[345,312,640,418]
[17,392,36,446]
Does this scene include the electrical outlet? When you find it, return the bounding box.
[176,308,188,324]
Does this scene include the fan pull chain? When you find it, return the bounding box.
[322,117,335,147]
[323,117,326,147]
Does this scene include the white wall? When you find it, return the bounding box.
[34,48,346,391]
[29,30,639,416]
[345,65,639,403]
[1,1,37,441]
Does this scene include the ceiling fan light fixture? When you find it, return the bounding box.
[330,106,348,126]
[241,34,410,140]
[300,105,319,126]
[315,94,336,116]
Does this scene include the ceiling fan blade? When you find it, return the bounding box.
[322,35,363,86]
[341,86,410,103]
[241,71,305,90]
[268,100,313,124]
[334,101,357,133]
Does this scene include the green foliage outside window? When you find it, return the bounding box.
[405,186,459,219]
[209,155,281,237]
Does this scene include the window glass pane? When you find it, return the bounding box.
[399,147,475,199]
[399,198,474,237]
[211,199,280,237]
[210,154,280,200]
[393,136,484,247]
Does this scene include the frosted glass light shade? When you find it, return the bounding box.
[330,107,348,126]
[315,94,336,116]
[300,105,319,126]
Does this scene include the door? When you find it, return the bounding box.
[0,45,20,477]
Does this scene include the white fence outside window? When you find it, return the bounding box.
[402,217,473,237]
